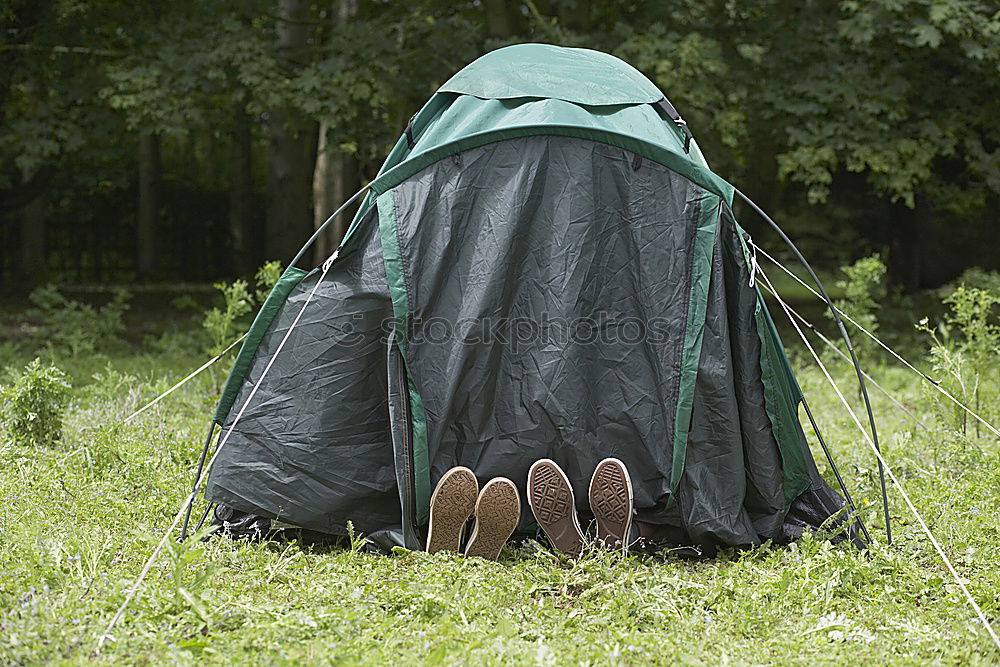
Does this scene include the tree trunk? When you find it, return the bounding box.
[266,0,317,265]
[308,1,359,267]
[888,201,922,294]
[137,132,160,281]
[18,164,46,284]
[311,128,361,266]
[312,122,336,263]
[229,109,256,276]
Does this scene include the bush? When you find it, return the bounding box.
[955,267,1000,294]
[829,254,886,365]
[202,260,284,388]
[203,279,254,359]
[254,260,283,303]
[917,273,1000,435]
[27,284,131,357]
[0,359,72,447]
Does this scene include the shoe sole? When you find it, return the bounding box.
[464,478,521,560]
[589,457,633,551]
[527,459,585,557]
[426,466,479,554]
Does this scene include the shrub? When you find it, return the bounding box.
[202,261,284,389]
[829,254,886,366]
[917,275,1000,436]
[27,284,131,356]
[0,359,72,447]
[203,261,284,360]
[203,279,254,359]
[254,260,283,303]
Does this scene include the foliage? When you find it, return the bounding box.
[27,285,131,357]
[3,1,1000,286]
[203,260,284,359]
[917,275,1000,434]
[956,267,1000,296]
[0,358,71,447]
[253,260,283,304]
[203,280,254,359]
[829,254,886,364]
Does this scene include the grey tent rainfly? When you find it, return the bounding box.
[192,43,881,555]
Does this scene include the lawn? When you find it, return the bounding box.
[1,295,999,665]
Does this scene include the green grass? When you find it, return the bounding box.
[2,323,999,665]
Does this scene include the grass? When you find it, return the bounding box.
[1,308,999,665]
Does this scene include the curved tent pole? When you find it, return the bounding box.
[180,181,376,542]
[289,182,374,270]
[179,422,216,540]
[799,393,872,545]
[733,187,891,545]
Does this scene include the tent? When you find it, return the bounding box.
[200,43,862,553]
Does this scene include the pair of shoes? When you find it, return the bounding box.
[425,458,635,560]
[527,458,633,557]
[425,467,520,560]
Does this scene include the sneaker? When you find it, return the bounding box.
[426,466,479,554]
[527,459,586,557]
[464,478,521,560]
[588,458,633,551]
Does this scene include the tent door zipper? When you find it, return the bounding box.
[394,345,419,538]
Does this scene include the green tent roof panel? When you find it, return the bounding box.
[439,43,665,105]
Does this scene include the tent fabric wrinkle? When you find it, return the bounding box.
[204,42,857,552]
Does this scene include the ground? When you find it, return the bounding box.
[1,297,999,665]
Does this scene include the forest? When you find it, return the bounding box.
[3,0,1000,289]
[3,2,1000,664]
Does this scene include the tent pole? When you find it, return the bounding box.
[194,502,216,534]
[733,187,891,545]
[182,183,374,543]
[288,182,373,270]
[180,422,216,541]
[799,394,872,545]
[759,266,871,545]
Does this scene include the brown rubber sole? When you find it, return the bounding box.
[527,459,585,557]
[464,478,521,560]
[589,457,633,551]
[426,466,479,554]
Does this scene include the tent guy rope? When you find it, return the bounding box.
[95,257,336,652]
[755,280,930,430]
[122,333,246,425]
[758,267,1000,651]
[754,243,1000,441]
[733,187,892,545]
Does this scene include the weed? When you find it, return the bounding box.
[0,358,72,447]
[917,278,999,435]
[829,254,886,367]
[202,261,283,388]
[202,280,254,360]
[254,261,283,304]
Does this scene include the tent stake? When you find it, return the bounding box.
[734,187,891,546]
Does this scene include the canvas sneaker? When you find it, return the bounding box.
[425,466,479,554]
[464,478,521,560]
[588,457,634,551]
[527,459,586,557]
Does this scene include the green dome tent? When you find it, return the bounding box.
[199,44,865,553]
